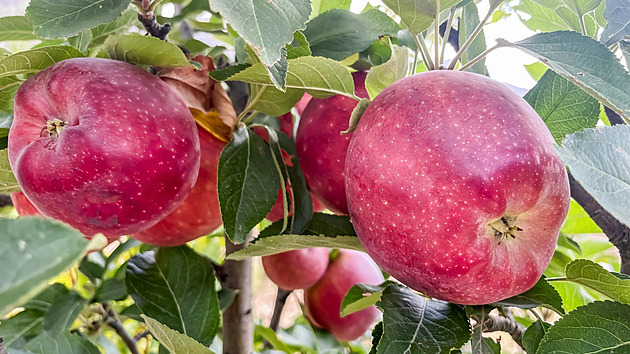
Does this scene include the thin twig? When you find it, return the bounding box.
[578,14,587,36]
[484,314,526,348]
[434,0,440,69]
[263,288,292,349]
[440,8,456,67]
[102,303,140,354]
[132,0,171,40]
[458,43,503,72]
[411,49,419,74]
[448,0,503,70]
[414,34,435,70]
[134,330,151,343]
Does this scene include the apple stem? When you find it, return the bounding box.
[448,0,503,70]
[439,8,456,67]
[266,288,292,339]
[457,43,503,72]
[414,34,435,71]
[434,0,440,69]
[101,302,141,354]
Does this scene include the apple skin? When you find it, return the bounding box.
[262,248,330,290]
[304,249,384,341]
[295,93,312,116]
[296,72,369,214]
[345,71,570,305]
[8,58,200,241]
[130,127,224,246]
[10,192,41,216]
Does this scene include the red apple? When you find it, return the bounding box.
[296,71,369,214]
[304,249,384,341]
[10,192,41,216]
[262,248,329,290]
[345,71,570,304]
[295,93,312,116]
[8,58,200,241]
[130,127,224,246]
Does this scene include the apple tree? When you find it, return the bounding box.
[1,0,630,353]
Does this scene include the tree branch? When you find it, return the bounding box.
[0,338,8,354]
[132,0,171,40]
[569,173,630,274]
[269,288,291,332]
[220,230,256,354]
[0,195,12,208]
[102,303,140,354]
[484,314,526,348]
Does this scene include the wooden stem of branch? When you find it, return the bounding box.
[569,172,630,274]
[103,304,140,354]
[221,231,255,354]
[484,314,526,348]
[0,195,12,208]
[269,288,291,332]
[137,13,171,40]
[0,338,8,354]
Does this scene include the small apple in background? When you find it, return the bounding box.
[130,127,224,247]
[262,248,330,290]
[304,249,384,341]
[296,71,369,214]
[345,71,570,305]
[8,58,200,241]
[10,192,41,216]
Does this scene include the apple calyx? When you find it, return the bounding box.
[488,215,522,244]
[45,118,68,138]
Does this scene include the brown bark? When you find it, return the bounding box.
[220,232,255,354]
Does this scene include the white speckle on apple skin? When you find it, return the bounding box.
[8,58,201,240]
[345,70,570,305]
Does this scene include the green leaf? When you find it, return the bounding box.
[259,212,356,238]
[555,7,598,36]
[557,125,630,227]
[469,306,501,354]
[459,1,487,74]
[247,85,305,116]
[223,56,355,99]
[561,259,630,303]
[209,64,251,82]
[89,8,136,48]
[227,234,363,260]
[286,31,311,59]
[0,284,67,349]
[557,233,582,254]
[303,9,399,61]
[522,320,551,354]
[255,325,295,353]
[562,0,602,17]
[383,0,463,35]
[209,0,311,66]
[341,282,394,317]
[537,301,630,353]
[26,0,129,39]
[601,0,630,46]
[312,0,352,16]
[0,218,93,316]
[218,126,281,243]
[525,70,599,144]
[0,16,36,41]
[365,45,408,100]
[265,48,289,91]
[492,277,565,314]
[67,30,93,54]
[0,46,84,79]
[142,315,214,354]
[23,332,100,354]
[375,285,470,353]
[364,37,393,66]
[0,76,21,113]
[0,149,19,194]
[621,40,630,68]
[343,98,371,133]
[370,322,383,354]
[504,31,630,122]
[94,278,127,302]
[561,200,602,234]
[105,34,193,67]
[524,62,548,81]
[125,246,220,346]
[42,291,87,332]
[514,0,571,32]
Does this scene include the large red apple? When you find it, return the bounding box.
[304,249,384,341]
[262,248,329,290]
[130,127,224,247]
[296,72,368,214]
[8,58,200,241]
[345,71,570,305]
